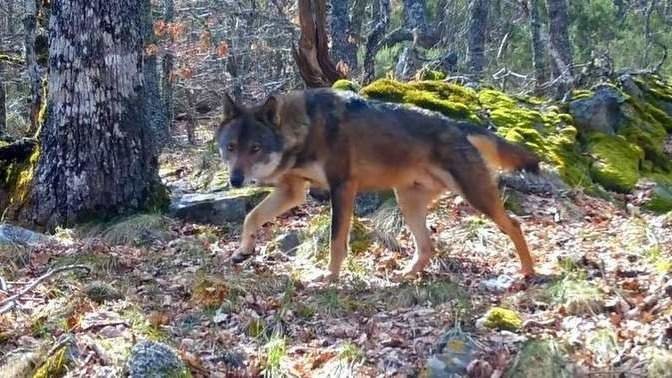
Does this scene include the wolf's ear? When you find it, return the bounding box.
[221,92,240,123]
[260,94,281,126]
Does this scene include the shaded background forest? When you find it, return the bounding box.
[2,0,672,144]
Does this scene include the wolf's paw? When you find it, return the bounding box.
[230,248,255,264]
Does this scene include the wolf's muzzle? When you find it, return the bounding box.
[230,170,244,188]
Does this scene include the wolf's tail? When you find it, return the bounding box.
[466,132,540,174]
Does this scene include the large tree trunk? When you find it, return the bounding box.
[10,0,163,229]
[467,0,489,79]
[23,0,42,134]
[161,0,175,140]
[529,0,547,87]
[546,0,573,81]
[293,0,344,88]
[142,0,168,147]
[362,0,391,83]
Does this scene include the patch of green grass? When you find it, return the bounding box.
[262,334,287,378]
[339,342,364,363]
[99,214,175,246]
[121,305,169,342]
[545,273,603,315]
[505,339,574,378]
[376,281,471,313]
[644,246,672,273]
[51,252,119,274]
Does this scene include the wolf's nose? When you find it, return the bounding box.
[230,170,244,188]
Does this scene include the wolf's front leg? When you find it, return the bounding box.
[322,180,357,282]
[229,177,307,264]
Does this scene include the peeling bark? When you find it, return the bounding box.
[293,0,344,88]
[11,0,163,229]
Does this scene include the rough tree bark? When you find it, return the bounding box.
[293,0,344,88]
[23,0,42,134]
[161,0,175,140]
[142,0,168,146]
[529,0,547,87]
[363,0,391,83]
[467,0,489,79]
[546,0,573,81]
[10,0,163,229]
[329,0,356,72]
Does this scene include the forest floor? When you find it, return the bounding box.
[1,131,672,377]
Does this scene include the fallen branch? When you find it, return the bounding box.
[0,264,91,314]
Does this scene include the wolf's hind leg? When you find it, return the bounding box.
[394,185,440,277]
[448,165,536,276]
[324,180,357,281]
[231,177,307,263]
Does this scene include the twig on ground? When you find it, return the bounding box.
[0,264,91,314]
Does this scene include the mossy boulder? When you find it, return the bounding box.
[358,73,672,199]
[481,307,522,331]
[301,212,373,259]
[125,341,189,378]
[332,79,361,92]
[586,133,643,193]
[645,181,672,214]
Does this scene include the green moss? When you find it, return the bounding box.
[99,214,174,246]
[570,89,595,101]
[332,79,361,92]
[415,69,447,81]
[32,347,69,378]
[360,79,480,122]
[482,307,522,331]
[586,133,643,193]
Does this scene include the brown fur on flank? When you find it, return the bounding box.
[215,88,541,281]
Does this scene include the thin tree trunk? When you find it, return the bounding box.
[546,0,573,81]
[0,67,5,135]
[529,0,547,87]
[467,0,489,79]
[12,0,163,229]
[329,0,353,70]
[161,0,175,140]
[363,0,390,84]
[143,0,168,147]
[23,0,42,134]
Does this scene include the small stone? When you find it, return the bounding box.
[0,223,52,247]
[84,281,124,304]
[480,274,515,293]
[125,341,188,378]
[274,231,301,255]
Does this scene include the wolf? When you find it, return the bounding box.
[215,88,539,282]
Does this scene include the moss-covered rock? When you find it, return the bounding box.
[357,73,672,199]
[332,79,361,92]
[645,181,672,214]
[586,133,643,193]
[481,307,522,331]
[302,213,373,259]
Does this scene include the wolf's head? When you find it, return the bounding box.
[215,93,284,188]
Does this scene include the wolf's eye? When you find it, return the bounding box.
[250,144,261,153]
[226,143,236,152]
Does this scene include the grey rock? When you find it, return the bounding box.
[426,329,479,377]
[125,341,187,378]
[0,224,52,247]
[619,74,643,99]
[569,86,627,134]
[480,274,515,293]
[275,231,301,255]
[169,189,269,225]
